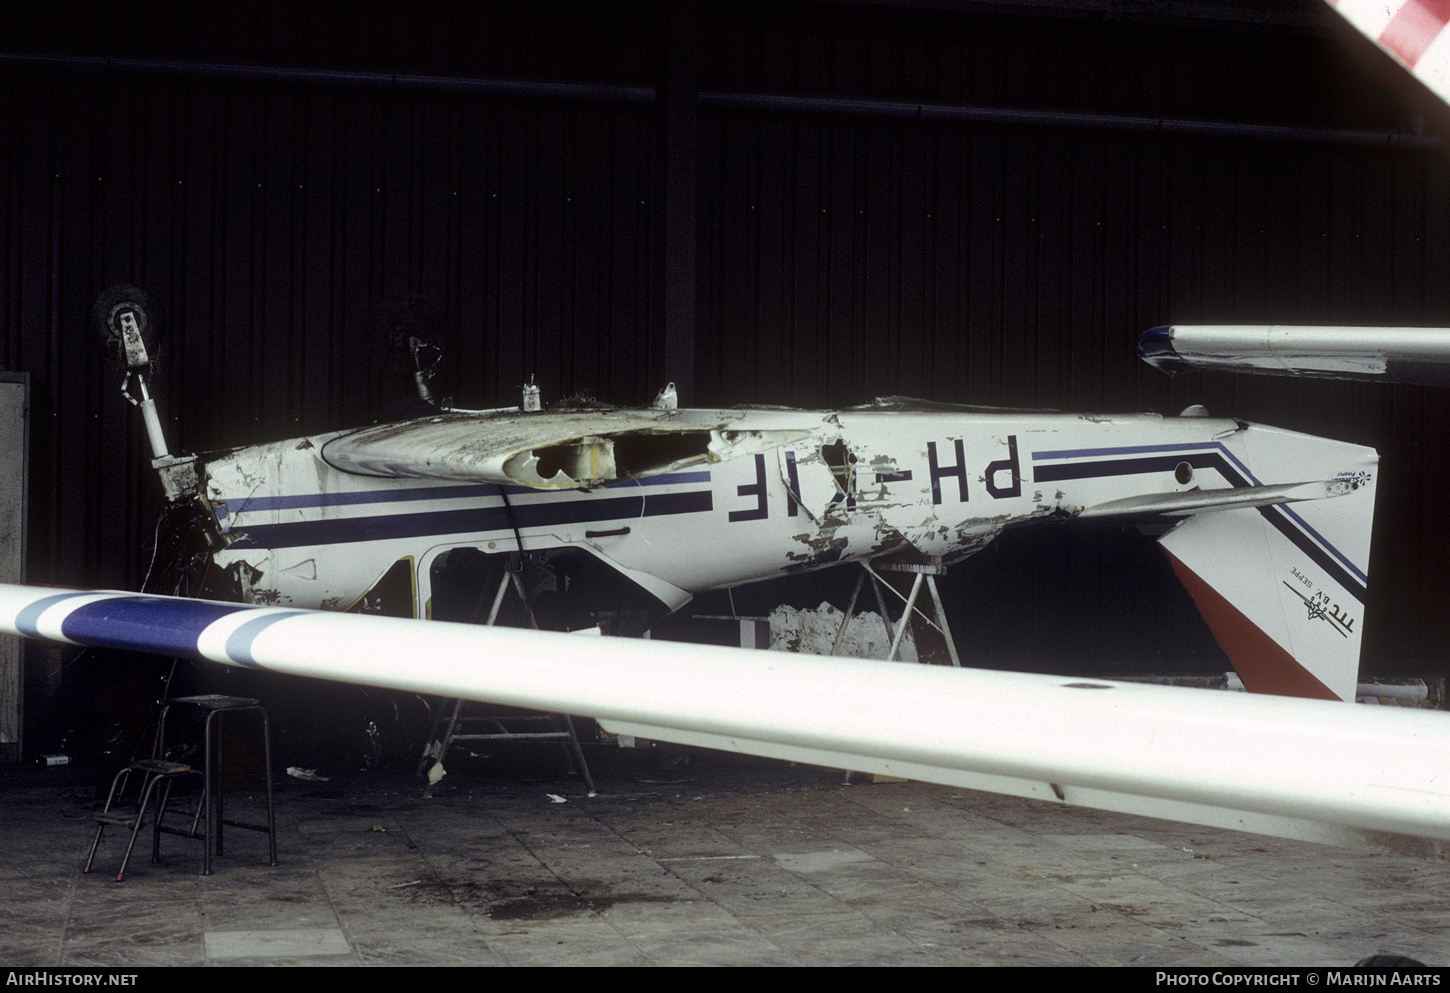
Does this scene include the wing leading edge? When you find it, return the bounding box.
[2,583,1447,858]
[1139,324,1450,386]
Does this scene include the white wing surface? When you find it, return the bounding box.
[1139,325,1450,386]
[1136,2,1450,386]
[1328,0,1450,107]
[3,583,1448,858]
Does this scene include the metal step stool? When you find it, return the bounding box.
[156,694,278,875]
[83,758,202,881]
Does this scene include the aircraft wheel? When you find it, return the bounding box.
[91,283,162,365]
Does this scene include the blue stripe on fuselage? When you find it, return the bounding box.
[222,487,714,549]
[212,471,714,523]
[215,483,500,521]
[1031,445,1367,602]
[1033,452,1239,485]
[1032,441,1259,484]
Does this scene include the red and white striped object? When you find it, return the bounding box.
[1329,0,1450,105]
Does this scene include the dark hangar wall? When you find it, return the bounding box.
[2,0,1447,672]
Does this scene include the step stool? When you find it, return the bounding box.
[83,758,202,881]
[156,694,277,875]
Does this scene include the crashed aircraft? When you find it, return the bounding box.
[155,394,1378,703]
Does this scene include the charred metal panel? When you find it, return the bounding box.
[688,4,1450,667]
[0,3,666,596]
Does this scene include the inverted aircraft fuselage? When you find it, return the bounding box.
[184,397,1376,701]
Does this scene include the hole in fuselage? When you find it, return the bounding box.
[532,443,590,483]
[821,440,858,495]
[611,432,711,475]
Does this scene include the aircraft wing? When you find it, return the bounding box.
[3,582,1449,859]
[319,409,812,489]
[1138,325,1450,386]
[1135,5,1450,387]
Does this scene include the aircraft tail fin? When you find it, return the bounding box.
[1156,423,1377,701]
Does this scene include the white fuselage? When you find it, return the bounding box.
[197,404,1367,621]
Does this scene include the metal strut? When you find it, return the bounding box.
[831,559,962,666]
[417,568,597,797]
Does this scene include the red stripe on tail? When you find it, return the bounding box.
[1166,550,1342,700]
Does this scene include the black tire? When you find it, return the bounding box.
[91,283,163,367]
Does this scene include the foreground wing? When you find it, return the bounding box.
[1327,0,1450,108]
[1139,324,1450,386]
[3,583,1448,858]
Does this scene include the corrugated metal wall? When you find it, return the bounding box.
[687,4,1450,668]
[3,0,1448,669]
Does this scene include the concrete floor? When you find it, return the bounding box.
[1,751,1446,967]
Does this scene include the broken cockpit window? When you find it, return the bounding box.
[505,427,812,489]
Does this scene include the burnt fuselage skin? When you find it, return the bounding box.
[189,401,1374,638]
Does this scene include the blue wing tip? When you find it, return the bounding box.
[1137,326,1193,376]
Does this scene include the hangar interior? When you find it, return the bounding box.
[2,0,1449,765]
